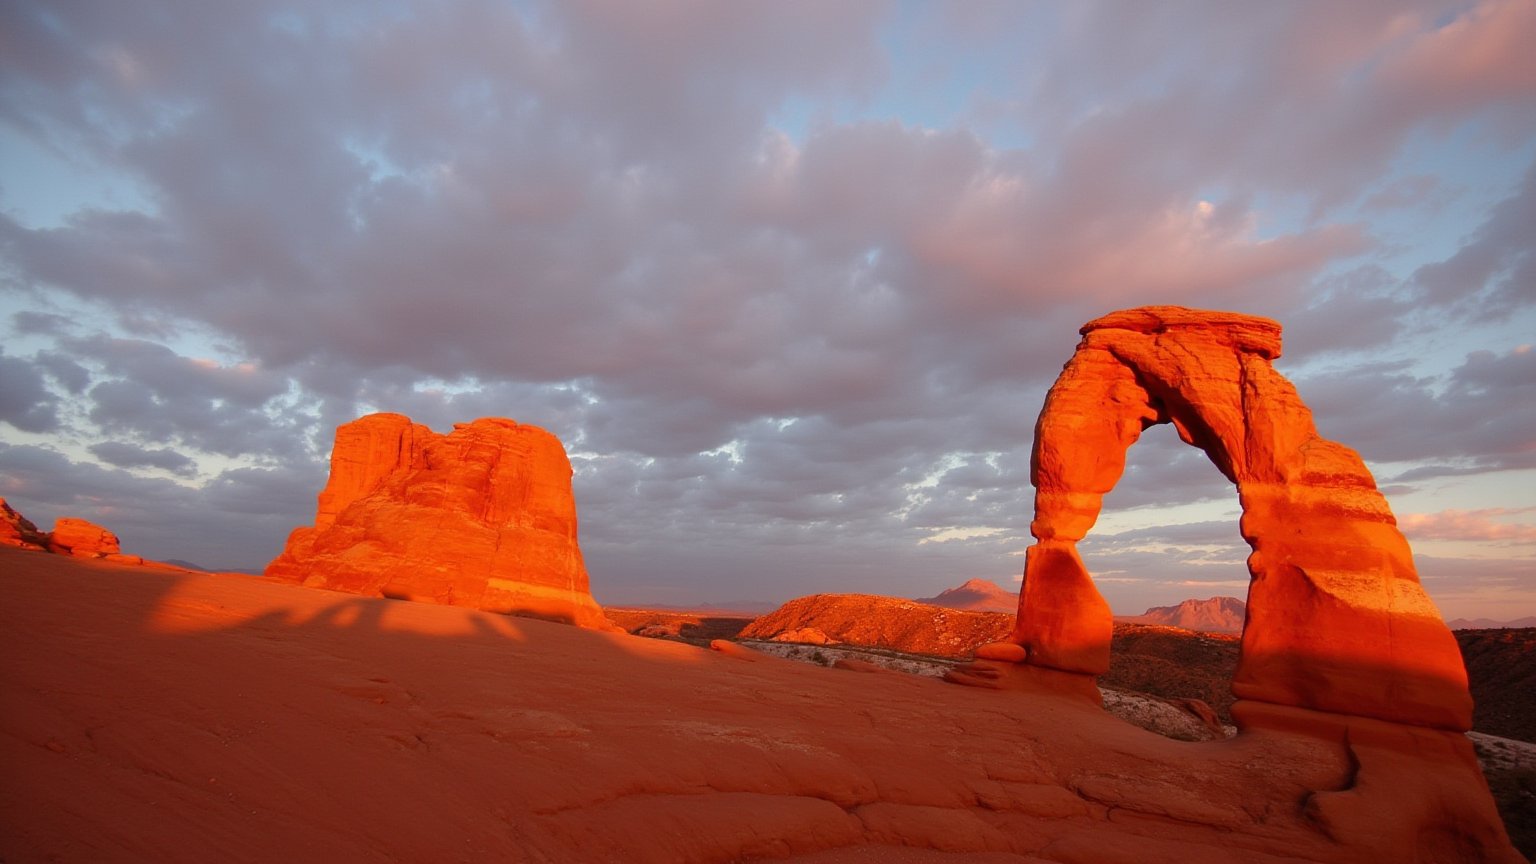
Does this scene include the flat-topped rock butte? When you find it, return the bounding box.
[265,413,614,631]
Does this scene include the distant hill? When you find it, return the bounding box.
[739,593,1012,658]
[1118,597,1246,634]
[915,578,1016,613]
[1448,616,1536,630]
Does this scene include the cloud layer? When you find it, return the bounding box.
[1,1,1532,616]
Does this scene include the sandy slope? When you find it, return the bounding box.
[0,547,1507,863]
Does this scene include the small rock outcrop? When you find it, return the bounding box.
[46,518,122,558]
[740,594,1012,657]
[265,413,614,631]
[0,498,48,550]
[2,499,140,563]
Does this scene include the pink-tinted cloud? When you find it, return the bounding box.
[0,2,1531,615]
[1399,507,1536,543]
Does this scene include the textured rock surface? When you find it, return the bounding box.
[0,498,48,550]
[740,594,1013,658]
[266,413,613,630]
[6,548,1525,863]
[1011,306,1471,732]
[46,518,122,558]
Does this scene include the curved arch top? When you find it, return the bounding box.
[1012,306,1471,731]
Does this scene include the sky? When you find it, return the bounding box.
[1,1,1533,620]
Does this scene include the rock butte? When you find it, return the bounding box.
[265,413,614,631]
[952,305,1517,861]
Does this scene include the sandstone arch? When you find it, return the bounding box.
[1010,306,1471,731]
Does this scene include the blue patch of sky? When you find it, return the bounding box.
[768,3,1050,152]
[0,127,157,230]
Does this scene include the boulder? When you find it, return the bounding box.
[266,413,614,631]
[46,518,122,558]
[1010,306,1471,732]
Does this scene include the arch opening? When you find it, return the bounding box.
[1009,306,1472,733]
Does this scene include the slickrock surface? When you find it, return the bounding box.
[265,413,612,630]
[740,593,1013,658]
[4,546,1521,863]
[1012,306,1471,731]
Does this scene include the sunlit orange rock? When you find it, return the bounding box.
[739,593,1013,657]
[266,413,614,630]
[0,497,48,551]
[949,306,1523,862]
[1008,305,1471,732]
[46,517,122,558]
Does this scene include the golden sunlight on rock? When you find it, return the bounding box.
[264,413,616,631]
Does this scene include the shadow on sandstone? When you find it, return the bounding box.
[2,545,1528,864]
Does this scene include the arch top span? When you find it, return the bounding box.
[1011,305,1471,732]
[1081,305,1283,359]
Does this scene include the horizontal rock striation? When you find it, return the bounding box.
[265,413,613,630]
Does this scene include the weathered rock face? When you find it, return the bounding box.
[0,498,48,551]
[265,413,613,630]
[945,307,1521,863]
[1010,305,1472,732]
[46,518,123,558]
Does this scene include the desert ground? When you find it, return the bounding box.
[10,545,1517,863]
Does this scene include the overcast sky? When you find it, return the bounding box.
[1,1,1532,619]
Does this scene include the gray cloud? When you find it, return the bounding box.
[88,440,197,476]
[0,349,59,432]
[0,1,1531,612]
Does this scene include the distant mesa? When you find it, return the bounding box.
[1117,596,1247,634]
[1,497,142,564]
[739,593,1011,658]
[914,578,1016,613]
[265,413,615,631]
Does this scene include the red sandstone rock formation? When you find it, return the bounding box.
[950,305,1517,861]
[740,593,1012,657]
[46,518,122,558]
[0,498,48,551]
[265,413,614,631]
[1008,306,1470,729]
[2,500,140,563]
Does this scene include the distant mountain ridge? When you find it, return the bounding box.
[915,578,1016,613]
[1119,597,1247,634]
[1447,616,1536,630]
